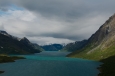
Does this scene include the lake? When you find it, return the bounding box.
[0,51,101,76]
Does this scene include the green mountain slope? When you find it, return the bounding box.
[67,14,115,60]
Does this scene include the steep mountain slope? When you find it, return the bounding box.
[67,14,115,60]
[60,40,87,52]
[32,43,44,51]
[41,44,63,51]
[0,31,42,54]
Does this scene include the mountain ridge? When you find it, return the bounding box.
[41,44,64,51]
[0,30,42,54]
[67,13,115,60]
[60,40,88,52]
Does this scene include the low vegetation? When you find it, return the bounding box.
[68,44,115,60]
[67,45,115,76]
[98,55,115,76]
[0,55,25,74]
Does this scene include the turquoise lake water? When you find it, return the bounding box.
[0,51,101,76]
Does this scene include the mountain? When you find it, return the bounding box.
[0,30,42,54]
[32,43,45,51]
[67,14,115,60]
[60,40,88,52]
[41,44,64,51]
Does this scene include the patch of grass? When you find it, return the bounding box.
[0,56,25,63]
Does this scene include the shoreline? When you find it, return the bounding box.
[67,55,115,76]
[0,55,25,74]
[97,55,115,76]
[97,63,103,76]
[1,54,114,76]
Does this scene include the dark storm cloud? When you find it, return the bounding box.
[10,0,92,20]
[11,0,115,19]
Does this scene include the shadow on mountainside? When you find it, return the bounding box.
[98,55,115,76]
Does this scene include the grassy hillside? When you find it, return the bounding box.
[67,44,115,60]
[67,14,115,60]
[67,44,115,76]
[67,14,115,76]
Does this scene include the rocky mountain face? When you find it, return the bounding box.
[0,31,42,54]
[41,44,63,51]
[60,40,88,52]
[67,14,115,60]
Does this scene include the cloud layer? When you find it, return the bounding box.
[0,0,115,45]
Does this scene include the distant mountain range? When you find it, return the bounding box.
[67,14,115,60]
[41,44,64,51]
[0,30,42,54]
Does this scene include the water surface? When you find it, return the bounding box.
[0,51,101,76]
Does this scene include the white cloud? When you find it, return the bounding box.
[28,37,74,45]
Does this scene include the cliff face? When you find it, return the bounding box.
[67,14,115,60]
[88,14,115,47]
[0,31,42,54]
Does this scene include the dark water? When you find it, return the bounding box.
[0,51,101,76]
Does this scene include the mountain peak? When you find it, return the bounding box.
[20,37,30,43]
[21,37,28,40]
[0,31,41,54]
[0,30,8,35]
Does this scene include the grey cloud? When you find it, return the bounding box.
[0,24,5,30]
[25,33,81,41]
[11,0,115,20]
[0,0,12,12]
[0,0,11,7]
[10,0,93,20]
[0,7,8,11]
[1,0,115,45]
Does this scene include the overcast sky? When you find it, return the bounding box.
[0,0,115,45]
